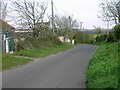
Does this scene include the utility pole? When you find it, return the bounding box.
[107,19,110,31]
[69,16,71,30]
[83,27,85,44]
[79,22,85,43]
[80,22,83,31]
[51,0,54,32]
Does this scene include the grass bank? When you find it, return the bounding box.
[118,42,120,88]
[0,53,2,71]
[2,43,74,71]
[86,42,118,88]
[14,43,74,58]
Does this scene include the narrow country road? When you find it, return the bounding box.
[2,44,98,88]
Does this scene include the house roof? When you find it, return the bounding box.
[0,19,15,30]
[35,22,50,26]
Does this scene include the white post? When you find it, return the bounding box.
[72,40,74,44]
[6,38,9,53]
[4,35,6,41]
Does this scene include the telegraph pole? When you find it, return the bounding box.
[80,22,85,43]
[83,27,85,43]
[80,22,83,31]
[51,0,54,32]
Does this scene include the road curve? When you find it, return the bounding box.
[2,44,98,88]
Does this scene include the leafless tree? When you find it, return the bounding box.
[11,0,48,31]
[99,0,120,24]
[0,0,7,21]
[54,15,79,30]
[53,15,79,41]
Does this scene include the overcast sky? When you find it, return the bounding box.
[6,0,113,29]
[45,0,109,29]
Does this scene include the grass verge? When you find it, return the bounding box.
[118,42,120,88]
[0,53,2,71]
[14,43,74,58]
[2,54,32,71]
[86,42,118,88]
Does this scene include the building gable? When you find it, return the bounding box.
[0,19,15,30]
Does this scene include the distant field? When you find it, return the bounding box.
[86,42,118,88]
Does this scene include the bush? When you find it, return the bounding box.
[114,25,120,41]
[96,34,107,42]
[73,31,83,44]
[73,31,90,44]
[16,26,62,51]
[16,35,61,51]
[107,31,116,42]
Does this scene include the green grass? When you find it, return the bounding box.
[118,42,120,88]
[0,53,2,71]
[86,42,118,88]
[14,43,74,58]
[2,54,32,71]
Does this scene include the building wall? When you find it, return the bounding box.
[2,30,14,53]
[0,19,15,53]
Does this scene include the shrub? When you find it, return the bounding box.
[73,31,83,44]
[73,31,90,44]
[96,34,107,42]
[114,25,120,41]
[107,31,116,42]
[16,28,62,51]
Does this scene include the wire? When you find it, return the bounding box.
[53,2,62,17]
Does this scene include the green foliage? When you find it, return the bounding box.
[73,31,90,44]
[107,31,116,42]
[73,31,83,44]
[95,27,102,37]
[114,25,120,41]
[96,34,107,42]
[118,42,120,88]
[84,33,91,43]
[15,43,74,58]
[16,29,62,51]
[0,54,2,71]
[86,43,118,88]
[33,24,51,37]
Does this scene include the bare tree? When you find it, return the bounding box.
[53,15,79,42]
[54,15,79,30]
[99,0,120,24]
[0,0,7,21]
[11,0,48,31]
